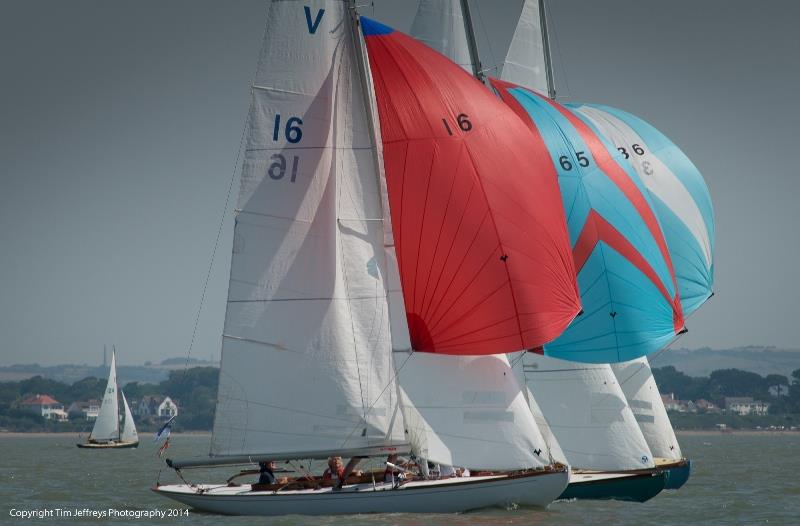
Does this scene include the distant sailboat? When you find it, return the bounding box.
[153,0,581,515]
[77,347,139,449]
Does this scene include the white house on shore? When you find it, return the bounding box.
[724,397,771,416]
[136,395,179,420]
[66,400,100,420]
[20,394,68,421]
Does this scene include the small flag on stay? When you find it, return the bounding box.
[154,415,176,443]
[158,438,171,458]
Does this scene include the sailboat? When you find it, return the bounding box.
[77,347,139,449]
[511,352,667,502]
[491,0,714,495]
[153,0,583,515]
[406,0,672,502]
[612,357,691,489]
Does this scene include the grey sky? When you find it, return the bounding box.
[1,1,797,366]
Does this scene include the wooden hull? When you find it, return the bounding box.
[76,440,139,449]
[152,469,569,515]
[559,470,666,503]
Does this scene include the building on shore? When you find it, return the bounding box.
[20,394,68,421]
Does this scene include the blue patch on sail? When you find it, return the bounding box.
[361,17,394,36]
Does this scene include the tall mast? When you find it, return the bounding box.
[538,0,557,99]
[459,0,485,83]
[113,345,120,440]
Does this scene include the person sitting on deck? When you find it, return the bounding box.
[336,457,363,489]
[322,456,345,483]
[258,461,276,485]
[256,460,289,486]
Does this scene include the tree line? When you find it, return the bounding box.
[3,365,800,432]
[0,367,218,432]
[652,366,800,413]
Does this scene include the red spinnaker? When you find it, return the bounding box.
[361,18,580,355]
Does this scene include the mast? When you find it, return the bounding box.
[113,345,120,440]
[459,0,485,83]
[538,0,557,99]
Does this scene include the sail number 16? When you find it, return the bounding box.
[442,113,473,135]
[269,113,302,182]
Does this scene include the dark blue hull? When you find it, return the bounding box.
[663,458,691,489]
[559,471,666,503]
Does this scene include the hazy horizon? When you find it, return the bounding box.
[1,0,798,366]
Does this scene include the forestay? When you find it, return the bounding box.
[500,0,550,96]
[569,104,715,316]
[91,349,119,441]
[521,353,655,471]
[362,18,580,355]
[397,352,550,470]
[612,357,682,460]
[211,1,405,459]
[409,0,473,75]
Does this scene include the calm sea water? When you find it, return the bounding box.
[2,433,799,525]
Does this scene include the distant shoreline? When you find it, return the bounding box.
[676,429,799,436]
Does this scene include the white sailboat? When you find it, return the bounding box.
[612,356,691,488]
[152,0,583,515]
[77,347,139,449]
[512,352,667,501]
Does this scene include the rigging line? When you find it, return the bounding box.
[181,111,246,383]
[337,350,415,451]
[509,349,527,369]
[473,0,497,76]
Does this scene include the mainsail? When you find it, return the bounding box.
[612,357,682,460]
[362,18,580,355]
[210,0,405,459]
[90,348,120,442]
[568,104,715,315]
[120,390,138,444]
[492,78,683,363]
[500,0,551,97]
[520,353,655,470]
[409,0,472,75]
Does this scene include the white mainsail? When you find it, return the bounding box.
[120,391,138,443]
[409,0,473,74]
[612,357,682,460]
[210,0,405,459]
[500,0,550,96]
[90,348,120,442]
[521,353,655,471]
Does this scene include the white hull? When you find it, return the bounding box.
[153,470,568,515]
